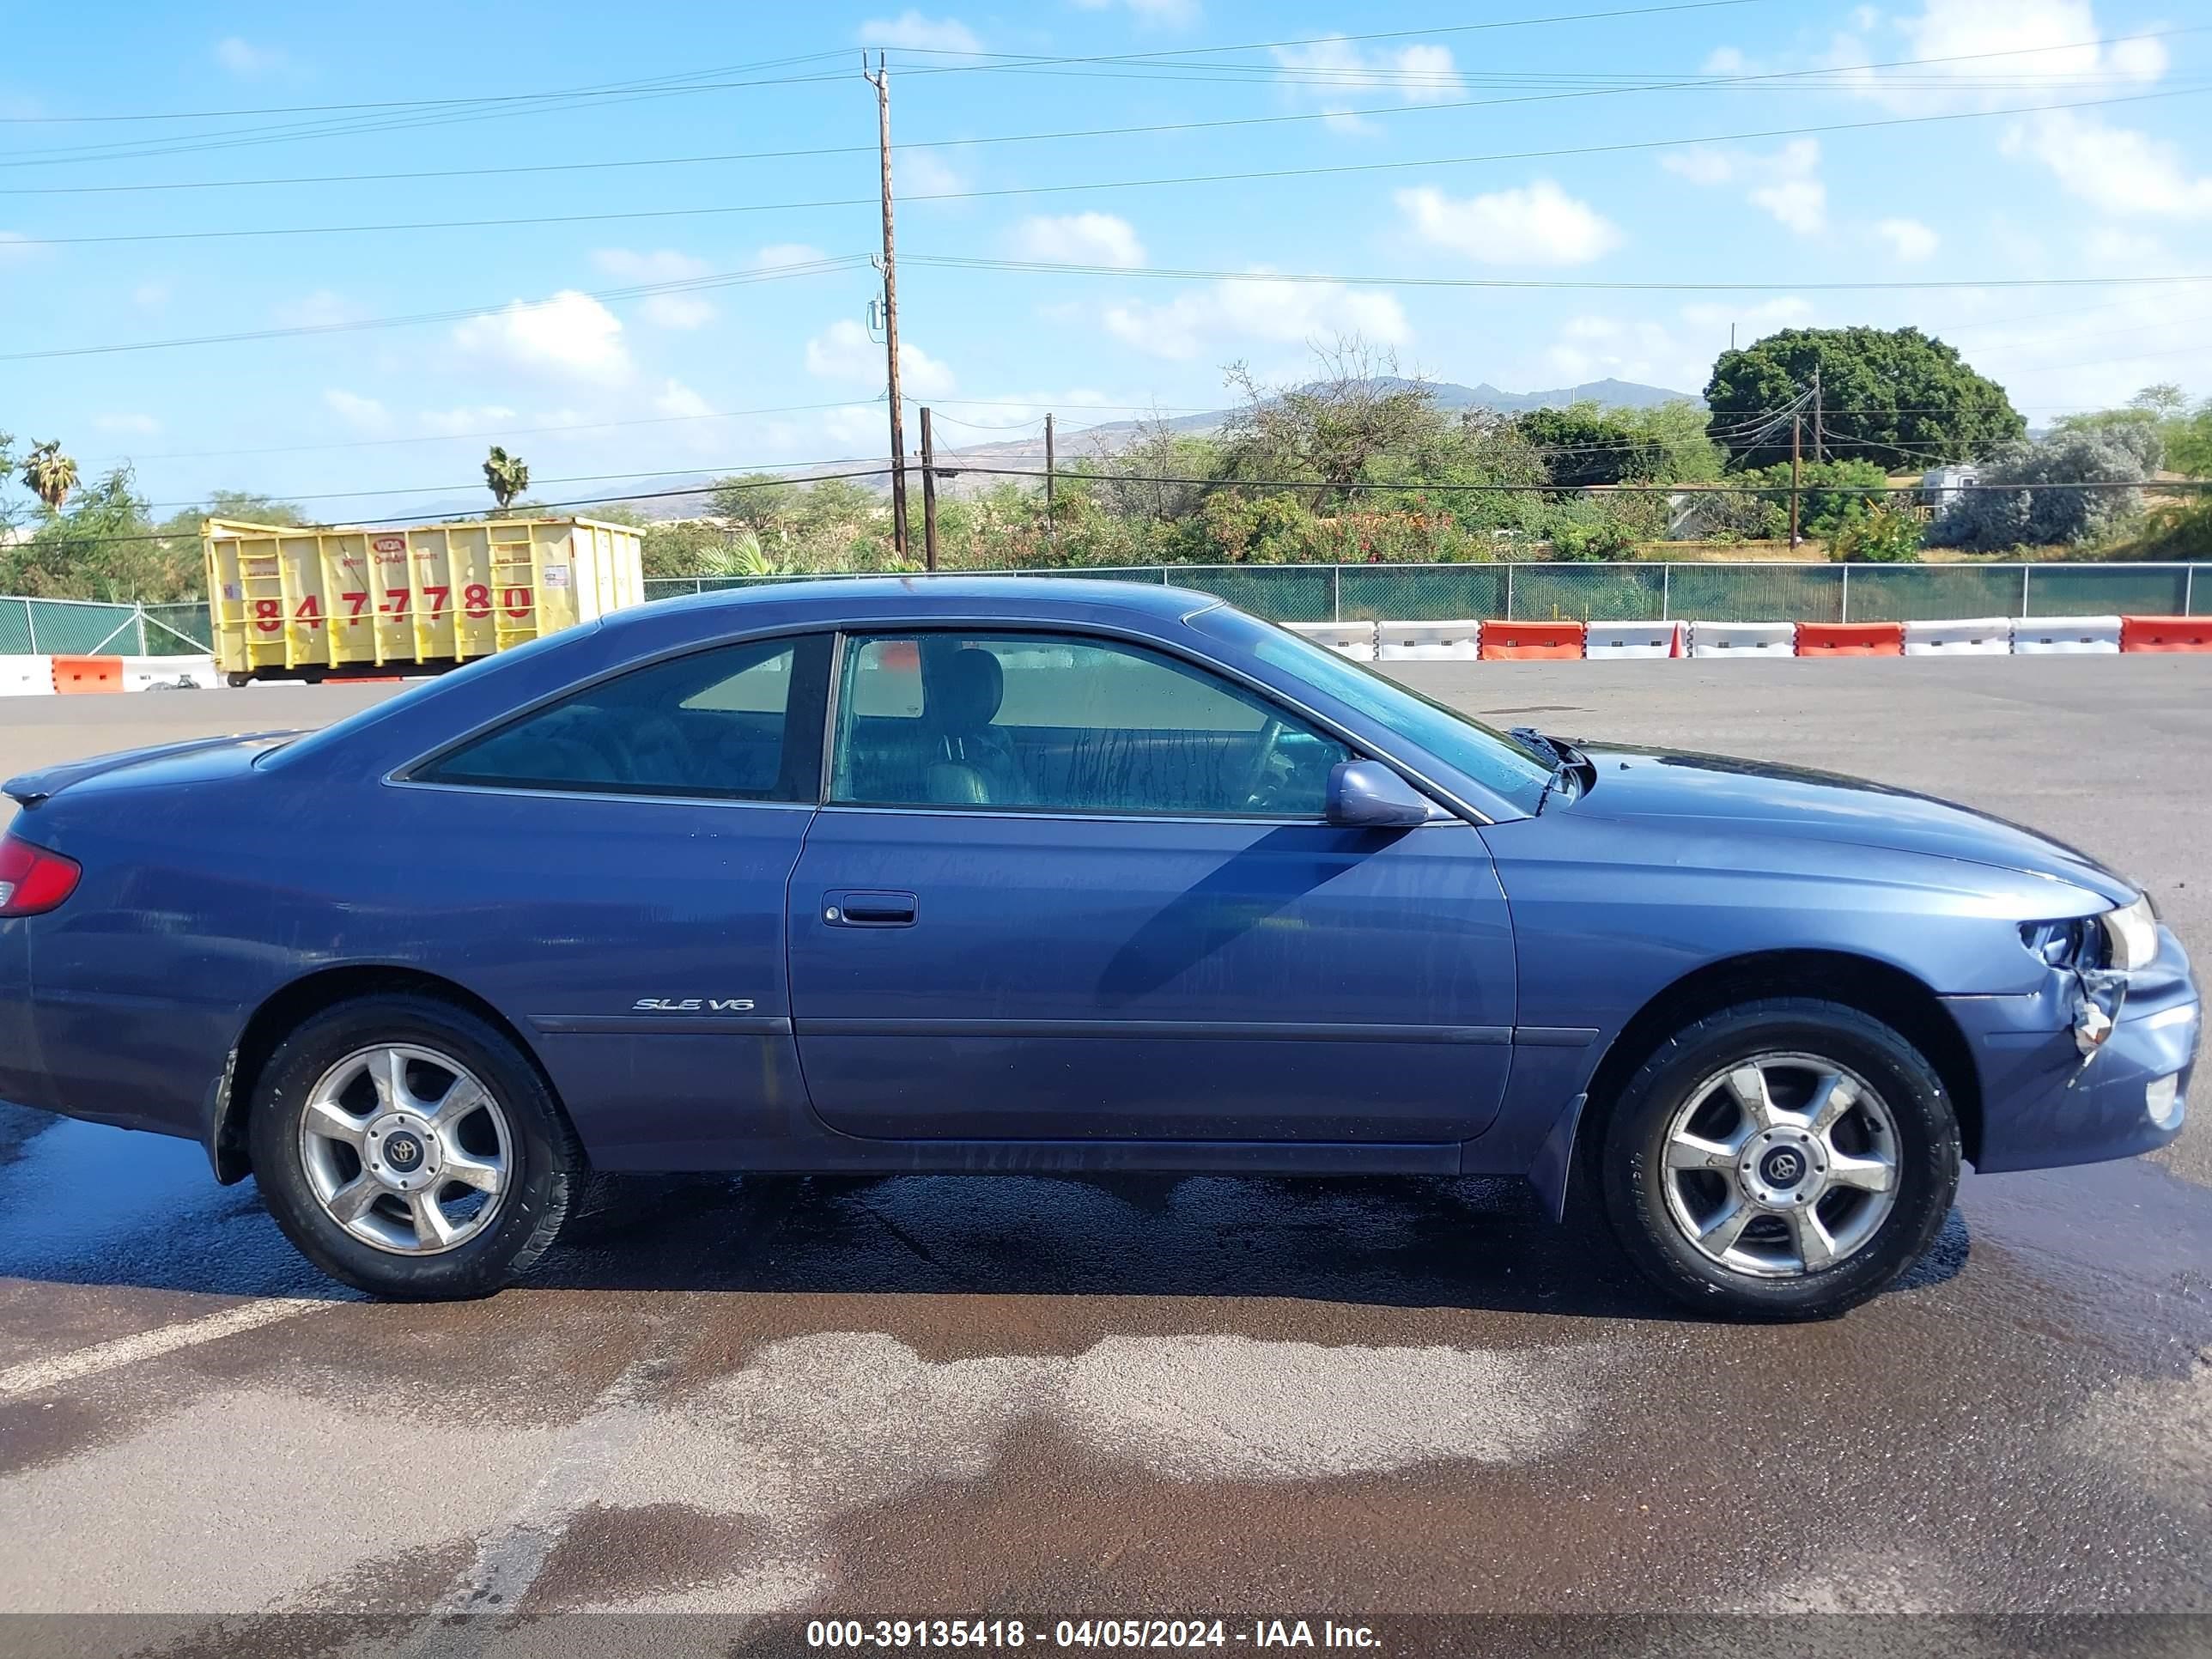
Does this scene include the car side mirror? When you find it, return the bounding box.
[1325,760,1440,828]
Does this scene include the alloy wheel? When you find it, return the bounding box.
[296,1045,512,1255]
[1658,1051,1900,1279]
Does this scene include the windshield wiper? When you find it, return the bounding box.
[1510,726,1595,814]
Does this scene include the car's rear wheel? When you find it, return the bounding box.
[249,995,580,1299]
[1598,998,1960,1321]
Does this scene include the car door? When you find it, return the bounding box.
[389,630,832,1168]
[787,628,1516,1144]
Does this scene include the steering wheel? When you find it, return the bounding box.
[1242,715,1286,809]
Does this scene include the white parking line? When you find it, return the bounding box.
[0,1297,339,1401]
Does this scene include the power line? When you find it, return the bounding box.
[12,30,2201,197]
[0,251,867,363]
[914,252,2212,293]
[0,0,1773,126]
[6,85,2201,246]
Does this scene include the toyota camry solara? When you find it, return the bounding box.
[0,579,2197,1317]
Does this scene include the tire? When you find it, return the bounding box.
[1596,998,1960,1321]
[248,995,581,1299]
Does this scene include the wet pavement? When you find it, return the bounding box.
[0,659,2207,1650]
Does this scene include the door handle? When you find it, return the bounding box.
[824,890,918,927]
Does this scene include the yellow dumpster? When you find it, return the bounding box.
[204,515,644,684]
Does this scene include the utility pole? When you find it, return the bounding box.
[1790,404,1804,548]
[919,405,939,570]
[1044,412,1056,556]
[1811,367,1824,464]
[864,52,909,563]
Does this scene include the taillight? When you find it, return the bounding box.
[0,833,81,917]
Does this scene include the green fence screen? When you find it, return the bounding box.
[644,562,2206,624]
[5,565,2205,657]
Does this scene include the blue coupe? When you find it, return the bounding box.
[0,579,2196,1317]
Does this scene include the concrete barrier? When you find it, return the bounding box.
[1796,622,1904,656]
[122,654,221,690]
[1904,617,2013,656]
[1285,621,1377,661]
[1689,620,1796,659]
[1584,621,1681,659]
[2119,615,2212,652]
[2011,616,2121,655]
[1480,621,1584,659]
[1376,619,1482,661]
[0,655,56,697]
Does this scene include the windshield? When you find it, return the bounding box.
[1194,607,1558,815]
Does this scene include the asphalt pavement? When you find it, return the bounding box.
[0,659,2207,1655]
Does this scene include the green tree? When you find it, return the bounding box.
[161,491,309,538]
[1828,506,1923,563]
[1928,431,2148,550]
[21,440,80,512]
[1705,327,2024,472]
[483,446,530,512]
[1515,404,1656,488]
[1218,337,1440,504]
[0,465,198,602]
[707,473,799,539]
[1731,458,1893,539]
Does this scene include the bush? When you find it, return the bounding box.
[1827,506,1923,562]
[1928,431,2148,550]
[1544,501,1639,561]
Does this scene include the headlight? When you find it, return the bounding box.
[2100,894,2159,973]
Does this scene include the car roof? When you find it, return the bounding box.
[615,574,1222,633]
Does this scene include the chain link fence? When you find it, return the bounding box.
[4,565,2203,659]
[641,562,2209,624]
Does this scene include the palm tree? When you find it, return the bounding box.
[22,441,78,512]
[483,446,530,512]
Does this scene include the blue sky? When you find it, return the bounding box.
[4,0,2209,521]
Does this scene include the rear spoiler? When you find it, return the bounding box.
[3,732,301,808]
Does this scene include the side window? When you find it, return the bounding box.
[830,632,1350,817]
[420,633,830,800]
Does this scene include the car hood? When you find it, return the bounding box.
[1562,743,2137,905]
[3,732,299,807]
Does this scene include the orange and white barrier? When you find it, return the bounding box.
[1689,620,1796,659]
[1904,617,2012,657]
[0,653,222,695]
[50,654,124,694]
[2119,615,2212,652]
[1584,621,1682,659]
[1376,619,1482,661]
[1,655,54,696]
[1285,621,1378,661]
[1479,621,1584,659]
[1796,622,1904,656]
[2011,616,2121,655]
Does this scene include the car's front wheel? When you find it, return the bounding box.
[248,995,580,1299]
[1599,998,1960,1320]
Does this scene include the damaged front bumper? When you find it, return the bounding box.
[1947,923,2199,1175]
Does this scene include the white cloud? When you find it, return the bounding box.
[1100,273,1409,362]
[1662,138,1826,234]
[652,380,715,419]
[858,11,981,53]
[1070,0,1200,24]
[590,248,718,328]
[1876,216,1940,261]
[93,413,160,436]
[1395,181,1623,266]
[417,404,518,437]
[1269,36,1467,131]
[2003,107,2212,219]
[899,148,969,198]
[214,38,290,78]
[751,242,830,270]
[451,290,631,380]
[1010,212,1146,268]
[131,281,170,308]
[324,390,392,434]
[273,289,356,328]
[805,318,957,397]
[1838,0,2164,115]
